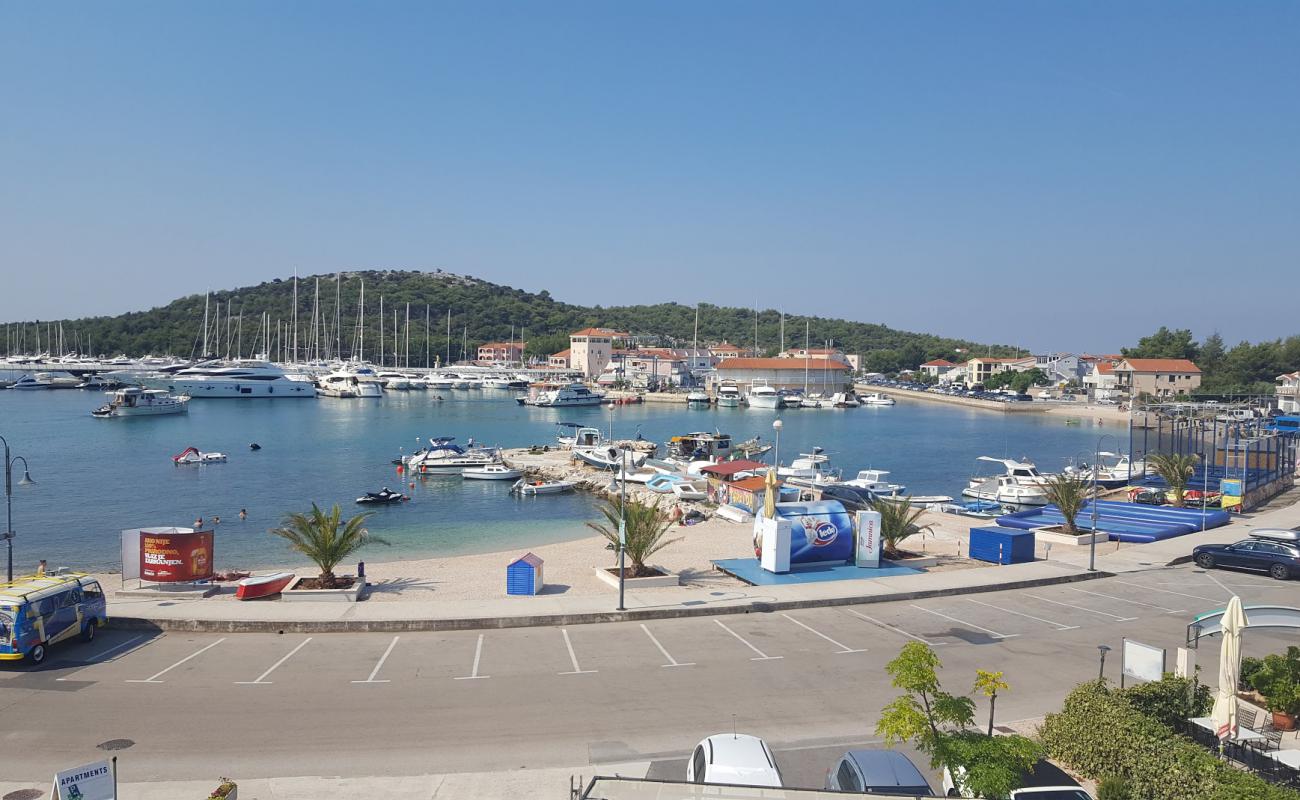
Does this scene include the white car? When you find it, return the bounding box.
[687,733,783,788]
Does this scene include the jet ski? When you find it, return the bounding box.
[356,487,410,505]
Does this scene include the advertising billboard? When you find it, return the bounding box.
[140,530,214,582]
[774,500,855,565]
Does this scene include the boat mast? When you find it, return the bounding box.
[311,277,320,362]
[693,304,699,383]
[357,280,365,362]
[804,320,810,394]
[202,292,210,357]
[335,272,342,360]
[445,309,451,367]
[424,304,430,368]
[379,295,384,367]
[236,307,242,358]
[225,299,232,358]
[292,269,298,364]
[405,302,410,369]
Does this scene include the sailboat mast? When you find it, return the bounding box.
[357,281,365,362]
[405,302,411,369]
[424,304,430,368]
[445,309,451,366]
[335,272,342,360]
[379,295,385,367]
[202,292,210,357]
[804,320,810,394]
[292,270,298,364]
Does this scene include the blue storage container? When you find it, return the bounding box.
[969,526,1035,565]
[506,552,544,595]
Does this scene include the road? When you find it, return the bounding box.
[1,564,1296,787]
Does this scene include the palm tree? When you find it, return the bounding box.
[1148,452,1198,508]
[271,503,390,588]
[872,497,933,558]
[586,498,681,578]
[1042,473,1089,534]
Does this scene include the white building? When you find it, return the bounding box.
[1277,371,1300,414]
[569,328,628,378]
[713,357,851,392]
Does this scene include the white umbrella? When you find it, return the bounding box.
[1210,595,1249,740]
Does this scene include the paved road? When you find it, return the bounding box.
[1,564,1296,786]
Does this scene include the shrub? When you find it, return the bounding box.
[1096,776,1131,800]
[1240,656,1264,692]
[1119,674,1211,730]
[1041,681,1300,800]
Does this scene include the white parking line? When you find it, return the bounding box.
[965,599,1079,631]
[56,634,147,682]
[845,609,946,646]
[559,629,597,675]
[1111,580,1221,603]
[910,605,1017,639]
[1203,571,1235,597]
[781,613,866,654]
[126,638,226,683]
[641,624,694,668]
[352,635,400,684]
[714,619,782,661]
[1067,586,1183,613]
[236,638,312,685]
[454,634,490,680]
[1023,593,1136,622]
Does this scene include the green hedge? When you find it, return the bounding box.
[1041,681,1299,800]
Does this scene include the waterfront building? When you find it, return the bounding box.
[1083,361,1121,401]
[476,341,526,365]
[547,349,571,369]
[709,342,742,360]
[920,358,960,379]
[713,357,851,392]
[569,328,629,378]
[1113,357,1202,399]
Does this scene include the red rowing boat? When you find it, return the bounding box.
[235,572,295,600]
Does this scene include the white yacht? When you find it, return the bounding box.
[377,372,412,390]
[170,360,316,398]
[746,381,781,409]
[686,389,710,405]
[961,457,1050,505]
[777,447,839,484]
[483,376,514,390]
[843,469,906,497]
[518,383,606,407]
[317,367,384,398]
[975,456,1053,486]
[10,373,52,390]
[91,387,189,418]
[715,381,742,407]
[860,392,896,406]
[423,373,455,390]
[407,438,501,474]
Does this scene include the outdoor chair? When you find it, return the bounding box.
[1250,728,1284,752]
[1238,707,1259,730]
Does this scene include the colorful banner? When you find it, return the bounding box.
[140,530,214,582]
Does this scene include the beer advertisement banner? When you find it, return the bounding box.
[140,530,214,582]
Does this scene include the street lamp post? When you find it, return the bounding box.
[1196,451,1210,531]
[1089,434,1119,572]
[607,404,626,612]
[772,419,783,470]
[1097,644,1112,682]
[2,434,36,584]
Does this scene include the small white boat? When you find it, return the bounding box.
[235,572,295,600]
[671,479,709,501]
[463,464,523,481]
[512,479,577,495]
[172,446,227,464]
[687,390,710,405]
[715,381,742,407]
[800,394,826,409]
[860,392,895,406]
[378,372,412,390]
[831,391,863,408]
[843,469,906,496]
[903,495,955,507]
[92,387,189,418]
[962,475,1048,505]
[574,445,645,471]
[483,377,514,390]
[424,373,454,390]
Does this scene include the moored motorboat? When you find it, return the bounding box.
[860,392,895,406]
[687,389,710,405]
[511,479,577,495]
[91,387,189,418]
[463,464,523,481]
[715,381,742,407]
[235,572,295,600]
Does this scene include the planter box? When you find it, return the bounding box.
[884,554,940,569]
[594,566,680,590]
[1033,526,1108,547]
[280,576,364,602]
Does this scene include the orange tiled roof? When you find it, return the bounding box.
[570,328,628,337]
[921,359,958,367]
[478,341,525,350]
[1118,358,1201,374]
[549,349,571,359]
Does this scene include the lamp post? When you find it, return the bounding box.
[1089,434,1119,572]
[1196,451,1209,531]
[772,419,783,470]
[2,434,36,584]
[606,403,626,612]
[1097,644,1112,682]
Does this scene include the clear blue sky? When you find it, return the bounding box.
[2,1,1296,352]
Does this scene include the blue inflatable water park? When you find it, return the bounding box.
[995,500,1231,543]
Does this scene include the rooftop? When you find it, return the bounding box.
[717,357,850,371]
[700,460,769,477]
[1117,358,1202,373]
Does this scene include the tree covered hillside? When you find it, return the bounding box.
[4,270,1015,365]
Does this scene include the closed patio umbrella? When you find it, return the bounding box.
[1210,595,1249,741]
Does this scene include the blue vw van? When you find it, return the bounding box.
[0,573,107,664]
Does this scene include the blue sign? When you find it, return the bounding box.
[773,500,855,565]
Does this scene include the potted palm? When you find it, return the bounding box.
[588,498,682,588]
[871,497,936,565]
[1147,452,1198,508]
[1035,473,1106,546]
[272,503,390,601]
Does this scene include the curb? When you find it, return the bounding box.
[107,568,1113,634]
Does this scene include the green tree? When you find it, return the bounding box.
[586,498,682,578]
[1122,327,1199,361]
[871,497,932,557]
[270,503,390,588]
[876,643,1043,798]
[1147,452,1198,508]
[974,669,1009,736]
[1042,473,1090,534]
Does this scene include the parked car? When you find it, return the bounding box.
[686,733,782,787]
[826,750,934,795]
[1192,528,1300,581]
[943,761,1091,798]
[1128,486,1167,506]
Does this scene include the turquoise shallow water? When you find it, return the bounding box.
[0,389,1115,572]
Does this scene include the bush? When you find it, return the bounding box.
[1119,674,1211,730]
[1241,656,1264,692]
[1096,776,1131,800]
[1041,681,1300,800]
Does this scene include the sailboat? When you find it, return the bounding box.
[686,304,710,405]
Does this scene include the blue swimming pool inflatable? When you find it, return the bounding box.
[995,500,1230,543]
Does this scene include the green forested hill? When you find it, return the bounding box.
[3,270,1016,368]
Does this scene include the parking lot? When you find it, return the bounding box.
[1,564,1297,783]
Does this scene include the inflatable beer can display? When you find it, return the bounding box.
[753,500,856,568]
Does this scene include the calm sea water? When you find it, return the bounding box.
[0,389,1115,572]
